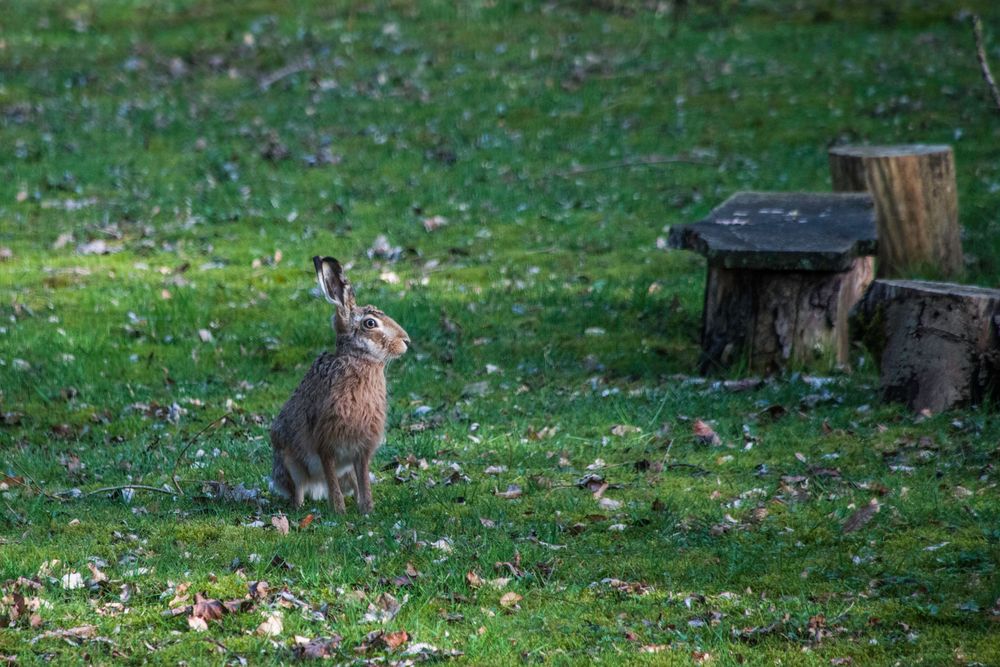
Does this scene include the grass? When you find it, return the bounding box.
[2,1,1000,664]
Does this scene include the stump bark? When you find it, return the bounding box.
[851,279,1000,412]
[828,145,963,279]
[702,258,874,374]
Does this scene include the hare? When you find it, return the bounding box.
[269,256,410,513]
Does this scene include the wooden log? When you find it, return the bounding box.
[701,257,874,374]
[828,145,963,279]
[851,279,1000,412]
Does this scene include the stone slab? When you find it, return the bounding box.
[668,192,877,271]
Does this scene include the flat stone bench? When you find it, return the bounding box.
[851,280,1000,413]
[668,192,877,374]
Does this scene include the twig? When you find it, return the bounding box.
[543,154,716,180]
[259,56,315,91]
[972,14,1000,113]
[82,484,177,497]
[170,413,232,495]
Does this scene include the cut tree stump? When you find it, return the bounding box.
[669,192,877,374]
[828,145,963,279]
[851,279,1000,412]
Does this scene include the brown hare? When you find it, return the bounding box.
[270,256,410,513]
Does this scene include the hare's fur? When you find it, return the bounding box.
[269,257,409,513]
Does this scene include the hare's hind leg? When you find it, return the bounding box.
[354,456,373,514]
[322,456,347,514]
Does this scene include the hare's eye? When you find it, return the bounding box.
[363,318,378,329]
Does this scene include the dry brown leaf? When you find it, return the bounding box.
[169,582,192,607]
[187,615,209,632]
[382,630,409,650]
[192,592,225,621]
[499,591,523,609]
[842,498,880,534]
[466,571,484,589]
[87,562,108,584]
[256,611,283,637]
[248,581,270,600]
[298,513,315,530]
[271,514,290,536]
[293,635,342,660]
[692,420,721,446]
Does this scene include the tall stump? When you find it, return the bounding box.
[852,280,1000,412]
[828,145,963,279]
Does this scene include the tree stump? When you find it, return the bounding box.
[669,192,878,374]
[851,279,1000,412]
[828,145,963,279]
[703,258,874,373]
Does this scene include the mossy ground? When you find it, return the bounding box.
[2,1,1000,664]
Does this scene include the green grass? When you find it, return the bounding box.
[2,1,1000,664]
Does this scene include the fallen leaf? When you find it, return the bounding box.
[61,572,84,590]
[598,497,622,511]
[248,581,270,600]
[401,642,463,660]
[382,630,409,650]
[299,514,315,530]
[87,562,108,584]
[499,592,523,609]
[466,571,484,589]
[293,635,342,660]
[495,484,522,500]
[693,420,721,446]
[256,611,283,637]
[192,593,226,622]
[187,615,208,632]
[271,514,290,536]
[842,498,880,533]
[360,593,403,624]
[76,239,122,255]
[169,582,192,608]
[367,234,403,262]
[422,215,448,232]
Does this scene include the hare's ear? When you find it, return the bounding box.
[314,256,356,315]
